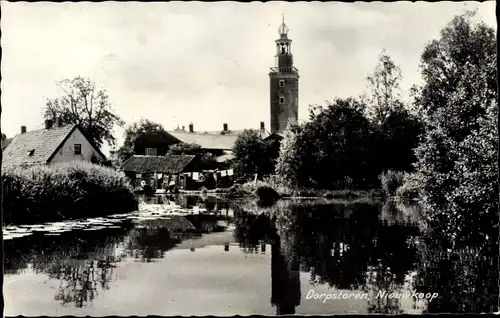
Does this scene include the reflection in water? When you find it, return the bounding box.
[4,195,493,314]
[233,199,421,314]
[49,259,115,308]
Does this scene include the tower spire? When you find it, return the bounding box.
[278,14,289,36]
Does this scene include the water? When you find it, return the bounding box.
[2,195,486,315]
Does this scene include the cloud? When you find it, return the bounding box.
[1,1,496,155]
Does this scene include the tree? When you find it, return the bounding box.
[277,98,378,190]
[275,122,304,188]
[232,130,275,178]
[413,10,496,118]
[378,109,424,172]
[117,119,178,164]
[1,133,11,150]
[167,142,202,155]
[364,50,404,126]
[43,76,124,147]
[361,52,424,173]
[167,142,217,170]
[411,12,497,312]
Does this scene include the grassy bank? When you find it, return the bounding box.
[2,161,138,225]
[192,180,382,203]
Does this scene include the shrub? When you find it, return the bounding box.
[2,161,137,225]
[255,184,281,202]
[395,172,423,203]
[378,170,406,197]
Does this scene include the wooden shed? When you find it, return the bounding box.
[121,154,202,191]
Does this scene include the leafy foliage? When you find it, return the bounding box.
[1,133,11,150]
[379,170,406,197]
[167,142,217,170]
[363,52,425,173]
[276,98,378,190]
[43,76,124,147]
[117,119,178,164]
[376,108,424,172]
[232,129,277,178]
[410,12,498,312]
[167,142,202,155]
[2,161,137,225]
[364,50,404,126]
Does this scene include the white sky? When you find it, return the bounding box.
[1,1,496,155]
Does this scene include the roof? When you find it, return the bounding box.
[2,125,107,167]
[3,125,73,167]
[167,129,271,150]
[121,155,197,174]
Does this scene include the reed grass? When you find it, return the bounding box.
[2,161,138,225]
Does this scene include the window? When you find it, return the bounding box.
[279,96,285,104]
[279,80,285,87]
[74,144,82,155]
[145,148,157,156]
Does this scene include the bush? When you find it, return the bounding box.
[255,184,281,202]
[2,161,138,225]
[395,172,423,203]
[378,170,405,197]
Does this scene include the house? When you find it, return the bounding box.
[166,122,271,160]
[121,154,203,191]
[2,119,107,168]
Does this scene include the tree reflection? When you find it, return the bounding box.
[414,233,498,313]
[49,259,115,308]
[125,226,179,262]
[4,225,132,308]
[233,199,421,314]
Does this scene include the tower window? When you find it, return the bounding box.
[279,80,285,87]
[279,96,285,104]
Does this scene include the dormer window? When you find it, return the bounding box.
[279,96,285,104]
[74,144,82,155]
[279,80,285,87]
[27,149,35,156]
[145,148,157,156]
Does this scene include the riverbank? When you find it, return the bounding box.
[2,161,138,225]
[179,181,383,202]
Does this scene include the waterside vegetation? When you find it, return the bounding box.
[3,161,137,225]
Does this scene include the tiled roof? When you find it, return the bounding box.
[167,129,271,150]
[121,155,196,174]
[3,125,76,167]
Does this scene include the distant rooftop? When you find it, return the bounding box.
[167,128,270,151]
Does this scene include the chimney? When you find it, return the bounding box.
[182,125,186,132]
[44,119,53,130]
[223,123,228,132]
[21,126,27,134]
[55,117,62,128]
[260,121,265,130]
[189,123,194,133]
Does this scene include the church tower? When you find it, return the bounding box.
[269,15,299,134]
